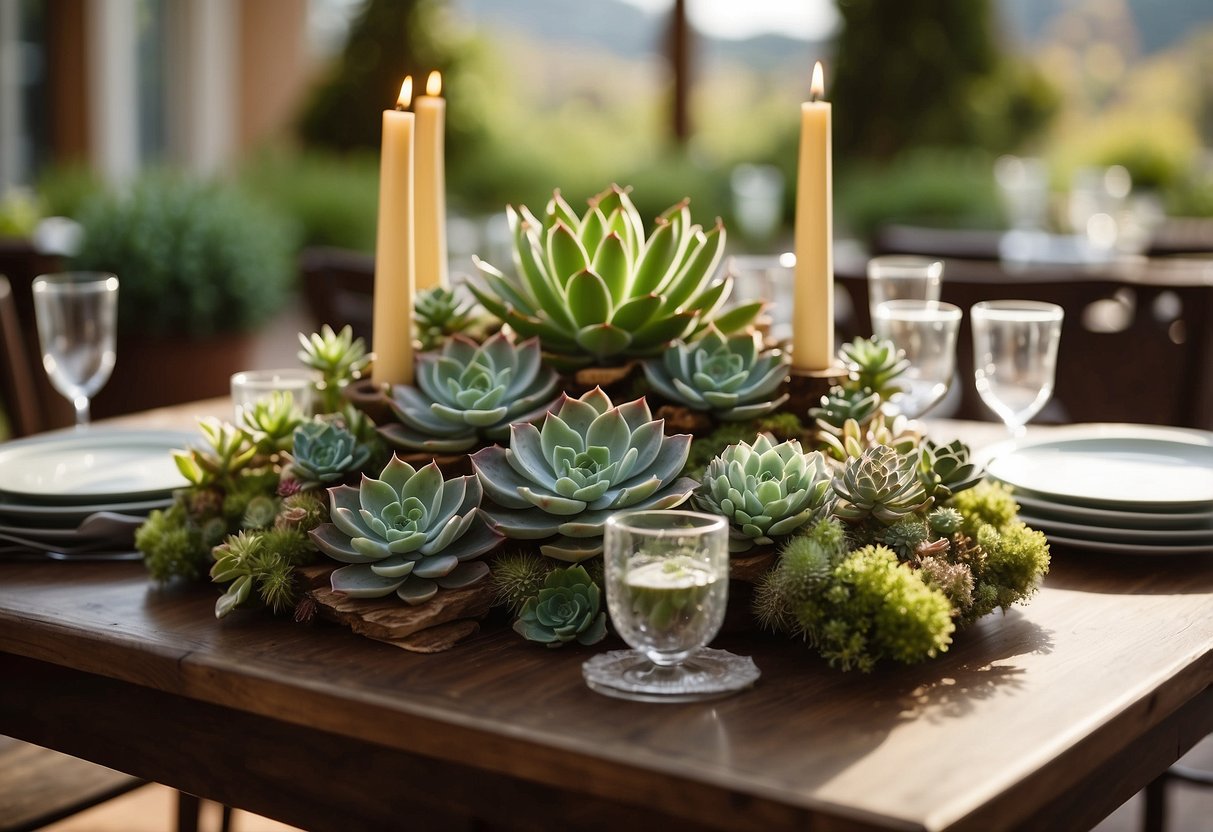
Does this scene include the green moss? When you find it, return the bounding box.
[685,412,808,479]
[136,503,210,582]
[950,480,1019,537]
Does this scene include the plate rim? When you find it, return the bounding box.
[0,427,194,502]
[1041,531,1213,556]
[1011,492,1213,528]
[1018,512,1213,543]
[978,423,1213,510]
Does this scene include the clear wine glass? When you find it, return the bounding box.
[866,255,943,326]
[872,300,962,419]
[971,300,1063,437]
[31,272,119,427]
[582,510,759,702]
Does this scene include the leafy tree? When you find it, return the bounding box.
[830,0,1058,163]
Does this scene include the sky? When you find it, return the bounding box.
[617,0,840,41]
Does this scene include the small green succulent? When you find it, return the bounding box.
[242,391,307,454]
[642,326,789,421]
[918,439,983,500]
[817,409,920,463]
[514,565,607,647]
[833,445,932,525]
[173,419,256,487]
[288,421,371,486]
[840,337,909,400]
[471,387,697,561]
[298,325,372,413]
[309,456,503,605]
[380,332,560,453]
[809,388,882,435]
[469,185,761,369]
[694,434,833,552]
[415,286,478,351]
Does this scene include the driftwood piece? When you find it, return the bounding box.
[299,564,493,653]
[655,404,715,435]
[783,364,845,416]
[728,549,777,583]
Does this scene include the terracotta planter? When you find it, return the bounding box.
[91,332,255,420]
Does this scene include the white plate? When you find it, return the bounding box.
[1012,492,1213,531]
[1018,512,1213,545]
[0,496,173,526]
[0,428,194,502]
[981,424,1213,511]
[1042,532,1213,556]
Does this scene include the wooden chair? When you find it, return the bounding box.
[835,257,1213,428]
[0,736,144,832]
[298,246,376,342]
[0,274,47,438]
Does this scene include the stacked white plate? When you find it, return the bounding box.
[979,424,1213,556]
[0,428,194,558]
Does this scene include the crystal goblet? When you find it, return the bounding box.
[971,300,1064,437]
[582,510,759,702]
[872,300,962,419]
[31,272,119,427]
[866,255,943,327]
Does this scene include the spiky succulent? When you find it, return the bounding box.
[415,286,478,351]
[298,325,372,413]
[468,185,761,369]
[918,439,983,500]
[379,333,560,453]
[642,326,789,421]
[694,435,833,553]
[514,565,607,647]
[309,456,502,605]
[840,337,909,399]
[173,419,255,487]
[288,421,371,486]
[242,391,307,454]
[471,387,697,561]
[817,410,921,463]
[833,445,932,525]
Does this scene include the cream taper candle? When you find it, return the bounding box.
[372,77,416,385]
[792,61,833,371]
[414,70,448,291]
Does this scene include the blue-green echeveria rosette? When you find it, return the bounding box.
[694,434,833,553]
[288,421,371,486]
[642,326,789,421]
[514,565,607,647]
[471,387,697,562]
[309,456,503,605]
[379,332,560,453]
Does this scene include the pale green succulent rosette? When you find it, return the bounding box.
[309,456,503,605]
[471,387,697,562]
[468,185,762,369]
[694,434,833,553]
[379,332,560,454]
[289,421,371,486]
[834,445,932,525]
[642,326,790,421]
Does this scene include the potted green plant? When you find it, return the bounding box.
[69,172,296,417]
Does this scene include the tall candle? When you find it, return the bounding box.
[792,61,833,371]
[372,77,416,386]
[414,70,448,292]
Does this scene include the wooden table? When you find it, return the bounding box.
[1,403,1211,832]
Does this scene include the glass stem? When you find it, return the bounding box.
[73,395,91,427]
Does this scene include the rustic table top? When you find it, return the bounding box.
[2,401,1211,832]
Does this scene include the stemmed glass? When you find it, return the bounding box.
[971,300,1064,437]
[872,300,962,419]
[31,272,119,427]
[582,510,759,702]
[866,255,943,326]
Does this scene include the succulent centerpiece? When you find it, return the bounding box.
[468,185,762,371]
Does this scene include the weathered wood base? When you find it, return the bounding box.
[299,564,494,653]
[784,364,846,416]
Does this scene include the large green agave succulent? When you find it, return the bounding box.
[379,333,560,453]
[469,185,762,368]
[309,456,502,605]
[471,387,697,561]
[694,434,833,552]
[642,326,790,421]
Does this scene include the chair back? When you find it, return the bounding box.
[0,274,47,438]
[298,247,376,343]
